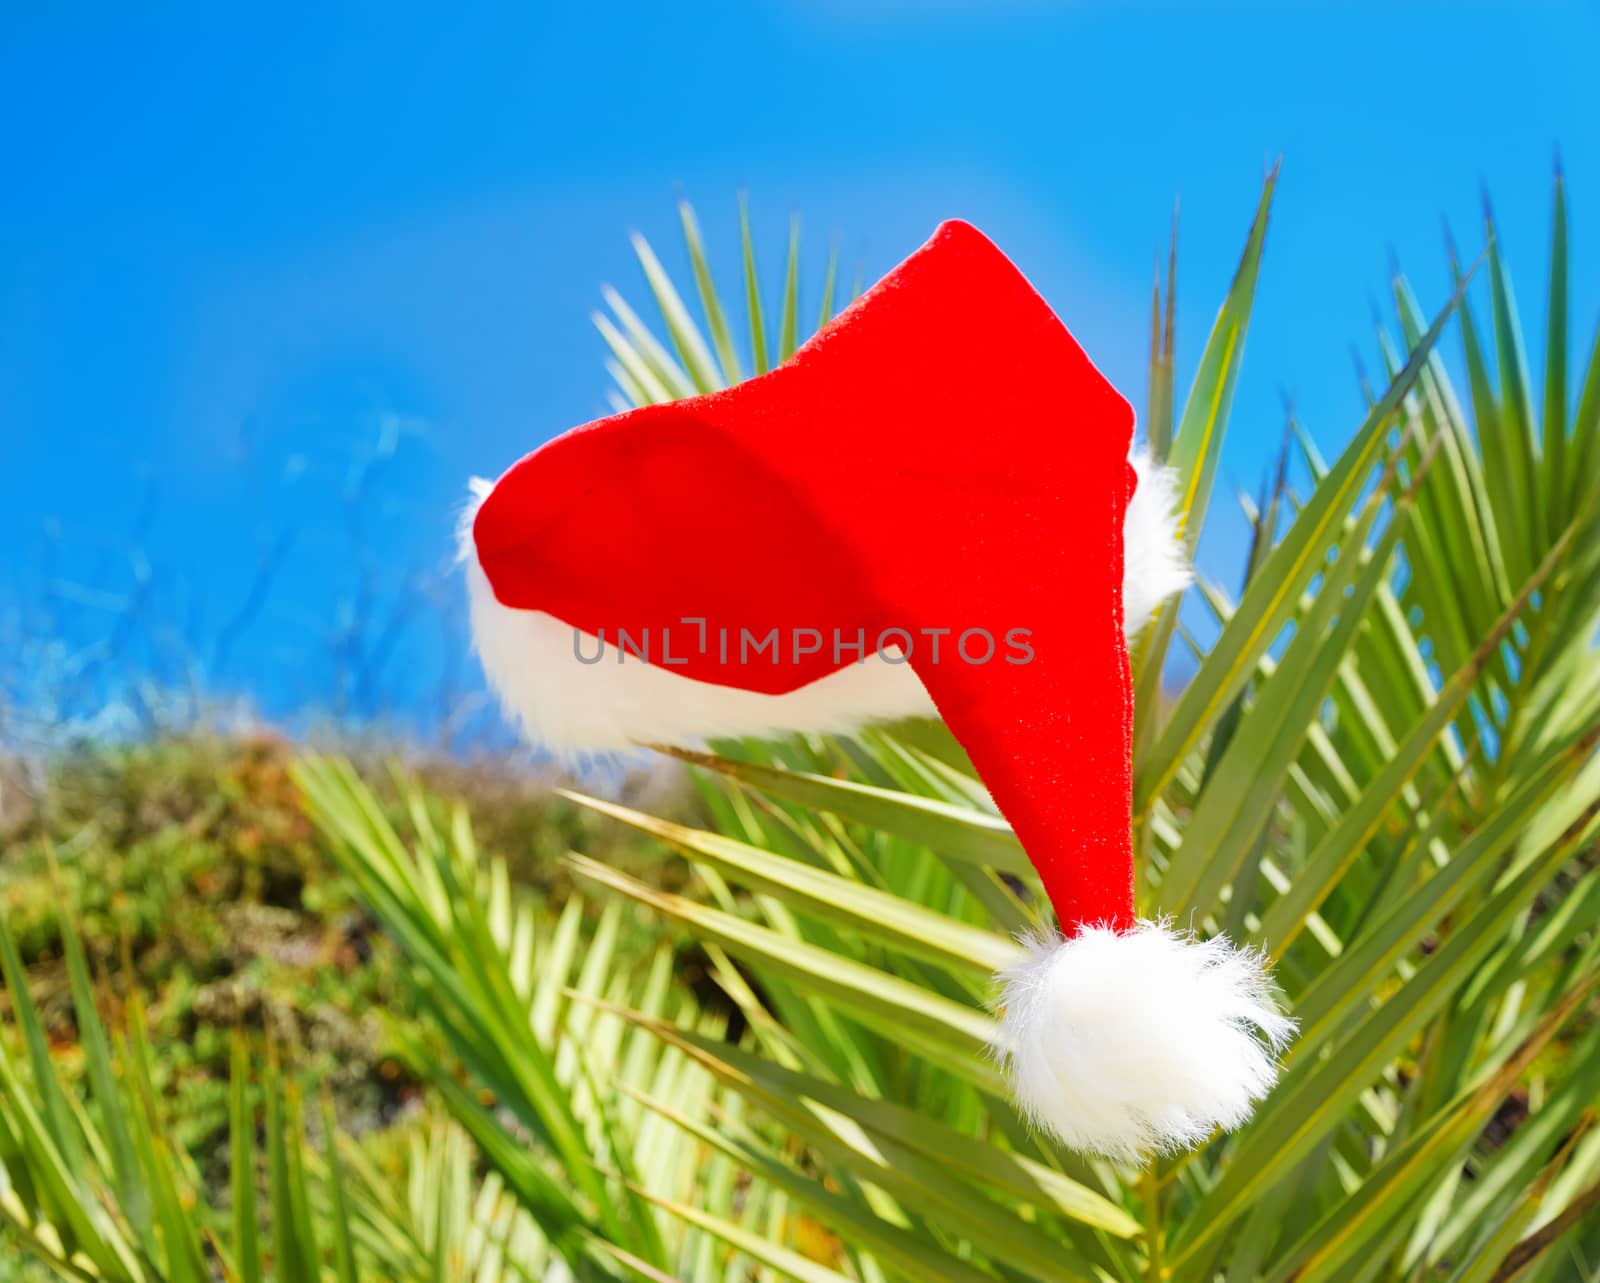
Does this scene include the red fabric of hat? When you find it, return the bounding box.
[465,220,1291,1159]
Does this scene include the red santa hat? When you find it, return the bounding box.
[463,220,1291,1159]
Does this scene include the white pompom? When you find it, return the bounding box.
[993,921,1294,1161]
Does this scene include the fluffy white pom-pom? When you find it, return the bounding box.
[994,921,1294,1161]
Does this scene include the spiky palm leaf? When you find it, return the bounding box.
[0,899,446,1283]
[294,756,797,1283]
[578,182,1599,1277]
[311,178,1600,1282]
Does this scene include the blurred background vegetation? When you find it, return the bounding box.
[0,737,690,1177]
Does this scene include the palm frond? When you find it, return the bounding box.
[286,179,1600,1282]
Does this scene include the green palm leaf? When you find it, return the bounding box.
[289,175,1600,1283]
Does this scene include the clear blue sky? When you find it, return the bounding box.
[3,2,1596,739]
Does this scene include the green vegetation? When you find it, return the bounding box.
[0,737,690,1278]
[3,171,1599,1279]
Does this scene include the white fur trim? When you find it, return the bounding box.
[459,480,936,754]
[462,442,1187,753]
[993,921,1293,1160]
[1122,448,1191,638]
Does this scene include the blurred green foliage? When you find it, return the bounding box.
[0,737,692,1215]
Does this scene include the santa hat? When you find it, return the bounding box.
[464,220,1292,1160]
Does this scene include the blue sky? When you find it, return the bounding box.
[3,2,1596,738]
